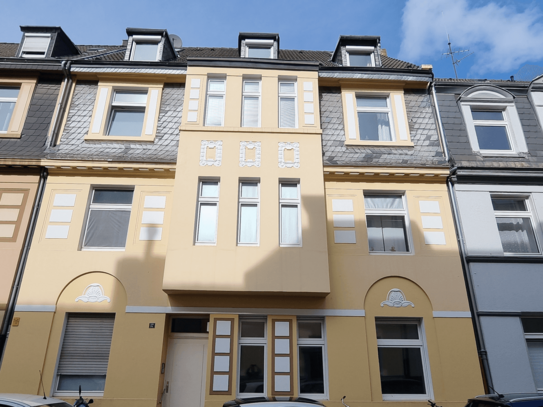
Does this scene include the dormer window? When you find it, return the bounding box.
[245,39,273,59]
[346,46,375,67]
[130,35,161,61]
[20,34,50,58]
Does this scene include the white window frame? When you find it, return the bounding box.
[355,94,396,142]
[129,35,161,61]
[278,79,298,129]
[195,179,220,245]
[205,77,226,126]
[297,319,328,400]
[364,193,413,255]
[245,39,274,59]
[242,79,261,127]
[0,86,20,133]
[530,91,543,132]
[106,89,148,137]
[491,195,541,256]
[376,319,433,401]
[20,33,51,58]
[522,318,543,393]
[346,46,375,67]
[237,318,267,398]
[81,188,133,251]
[238,180,260,246]
[279,181,302,247]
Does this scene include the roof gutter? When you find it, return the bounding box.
[48,60,72,147]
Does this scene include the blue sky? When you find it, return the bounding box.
[1,0,543,80]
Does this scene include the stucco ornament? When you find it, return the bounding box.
[200,140,223,166]
[380,288,414,308]
[278,142,300,168]
[239,141,261,167]
[75,283,111,303]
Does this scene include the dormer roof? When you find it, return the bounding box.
[17,26,80,59]
[124,28,177,62]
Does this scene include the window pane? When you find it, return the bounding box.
[349,53,373,67]
[242,96,259,127]
[0,87,20,98]
[527,341,543,389]
[57,375,106,392]
[364,195,403,210]
[201,182,219,197]
[279,82,295,94]
[241,183,258,198]
[171,318,209,333]
[367,216,385,252]
[378,347,426,395]
[206,95,224,126]
[523,318,543,334]
[84,210,131,247]
[113,91,147,104]
[208,80,225,92]
[247,47,271,58]
[92,190,133,205]
[281,205,300,245]
[108,109,145,136]
[356,97,387,108]
[299,346,325,394]
[471,110,504,121]
[239,204,258,244]
[496,217,539,253]
[241,321,265,338]
[475,125,511,150]
[239,345,265,394]
[358,112,392,141]
[491,198,527,212]
[298,321,322,339]
[367,215,408,252]
[279,97,296,128]
[244,81,260,93]
[376,323,418,340]
[281,184,298,200]
[0,102,16,131]
[133,43,158,61]
[197,203,217,242]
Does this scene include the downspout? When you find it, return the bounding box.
[0,167,48,366]
[431,82,494,392]
[48,60,72,147]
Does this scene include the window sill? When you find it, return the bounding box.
[345,140,414,147]
[478,150,521,157]
[85,134,156,142]
[81,248,126,252]
[369,251,414,256]
[0,132,22,139]
[382,395,431,401]
[180,124,322,134]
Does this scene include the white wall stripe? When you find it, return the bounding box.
[145,89,159,135]
[394,94,408,141]
[15,305,56,312]
[345,93,356,140]
[433,311,472,318]
[92,88,109,133]
[126,306,366,316]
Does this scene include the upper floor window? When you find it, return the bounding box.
[242,79,261,127]
[107,90,147,137]
[195,180,220,244]
[346,46,375,67]
[130,35,161,61]
[279,182,301,246]
[238,181,260,245]
[0,87,20,132]
[357,96,393,141]
[205,78,226,126]
[20,34,50,58]
[279,80,297,128]
[245,39,273,59]
[471,109,511,151]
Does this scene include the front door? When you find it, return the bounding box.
[164,334,208,407]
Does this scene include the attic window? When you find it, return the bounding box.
[20,34,51,58]
[245,39,273,59]
[130,35,161,61]
[346,46,375,67]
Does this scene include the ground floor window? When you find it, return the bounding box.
[522,318,543,392]
[298,319,327,398]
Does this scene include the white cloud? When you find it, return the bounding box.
[399,0,543,75]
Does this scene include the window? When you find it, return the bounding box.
[365,194,410,253]
[20,34,50,58]
[298,320,327,398]
[0,86,19,132]
[522,318,543,392]
[356,96,394,141]
[238,181,259,245]
[491,197,539,254]
[279,182,301,246]
[107,90,147,137]
[242,80,261,127]
[205,78,226,126]
[238,319,267,397]
[279,80,297,128]
[245,40,273,59]
[55,314,114,395]
[82,189,133,250]
[195,180,220,244]
[376,320,432,400]
[130,35,161,61]
[471,109,512,151]
[346,46,375,67]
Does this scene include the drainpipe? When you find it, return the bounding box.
[48,60,72,147]
[431,82,494,392]
[0,167,48,366]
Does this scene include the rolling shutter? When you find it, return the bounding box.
[21,35,50,53]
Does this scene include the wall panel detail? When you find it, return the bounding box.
[0,189,29,242]
[210,318,234,395]
[278,142,300,168]
[239,141,261,167]
[200,140,223,166]
[271,319,293,395]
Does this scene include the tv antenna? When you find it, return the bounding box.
[443,34,473,79]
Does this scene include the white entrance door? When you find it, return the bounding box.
[164,334,208,407]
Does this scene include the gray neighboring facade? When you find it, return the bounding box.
[435,77,543,393]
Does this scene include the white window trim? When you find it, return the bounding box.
[355,94,396,142]
[237,318,267,398]
[205,77,226,127]
[530,91,543,133]
[81,188,133,251]
[346,46,375,67]
[297,319,328,400]
[238,180,260,246]
[245,39,274,59]
[20,33,51,58]
[242,79,261,127]
[129,35,161,62]
[195,179,220,245]
[364,193,413,255]
[0,86,19,133]
[279,181,302,247]
[105,89,148,136]
[376,319,434,401]
[491,194,542,256]
[278,80,298,129]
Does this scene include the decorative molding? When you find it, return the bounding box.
[239,141,261,167]
[75,283,111,303]
[380,289,414,308]
[278,142,300,168]
[200,140,223,166]
[126,306,365,316]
